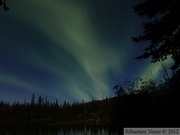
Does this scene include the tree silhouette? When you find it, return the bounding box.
[0,0,9,11]
[132,0,180,73]
[113,84,126,97]
[37,95,43,106]
[31,93,35,106]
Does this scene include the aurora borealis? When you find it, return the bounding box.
[0,0,172,103]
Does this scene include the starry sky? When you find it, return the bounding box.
[0,0,172,104]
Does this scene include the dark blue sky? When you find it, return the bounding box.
[0,0,172,103]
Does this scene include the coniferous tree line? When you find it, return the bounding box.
[0,93,112,125]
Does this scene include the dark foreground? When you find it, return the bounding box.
[1,79,180,129]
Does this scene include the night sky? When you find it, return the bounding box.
[0,0,172,103]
